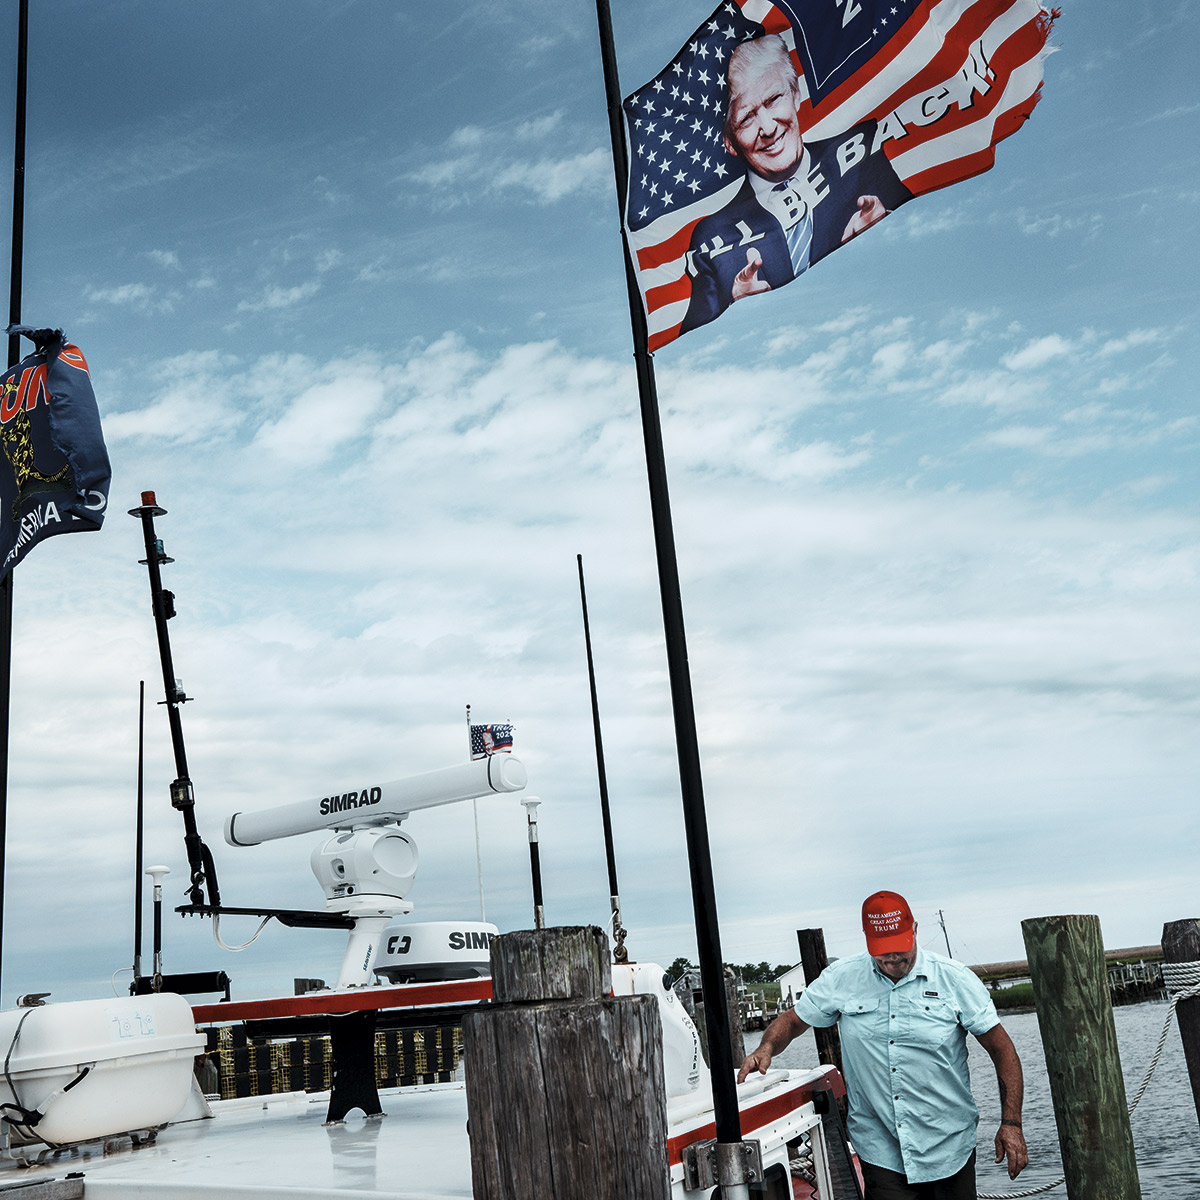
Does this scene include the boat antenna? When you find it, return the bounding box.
[576,554,627,963]
[465,704,486,921]
[128,491,221,907]
[147,864,169,991]
[521,797,545,929]
[938,909,953,958]
[131,680,145,989]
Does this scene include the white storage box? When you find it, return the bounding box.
[0,992,204,1145]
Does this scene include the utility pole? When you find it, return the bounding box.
[937,910,952,958]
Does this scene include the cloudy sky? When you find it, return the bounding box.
[0,0,1194,1004]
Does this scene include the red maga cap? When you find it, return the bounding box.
[862,891,915,954]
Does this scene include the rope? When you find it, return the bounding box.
[1161,960,1200,992]
[1125,965,1200,1116]
[212,911,272,952]
[978,961,1200,1200]
[978,1174,1065,1198]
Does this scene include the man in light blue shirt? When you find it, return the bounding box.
[739,891,1027,1199]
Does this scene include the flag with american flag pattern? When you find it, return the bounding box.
[470,723,515,760]
[623,0,1058,351]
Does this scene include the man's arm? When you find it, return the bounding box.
[976,1024,1028,1180]
[737,1008,810,1083]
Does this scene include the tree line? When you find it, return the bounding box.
[667,958,794,984]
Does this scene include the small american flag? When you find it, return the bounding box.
[470,723,514,760]
[622,0,1057,350]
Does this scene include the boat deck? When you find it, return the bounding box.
[4,1065,841,1199]
[8,1084,474,1200]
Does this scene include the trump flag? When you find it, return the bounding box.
[470,723,515,760]
[622,0,1057,350]
[0,326,111,578]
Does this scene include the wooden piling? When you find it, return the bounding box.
[724,965,744,1061]
[462,926,670,1200]
[796,928,844,1079]
[1162,918,1200,1127]
[1022,914,1142,1200]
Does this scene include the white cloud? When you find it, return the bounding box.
[492,149,610,204]
[400,113,609,206]
[1016,209,1105,239]
[1098,329,1164,356]
[1003,334,1074,371]
[251,358,398,466]
[85,282,163,310]
[984,424,1053,449]
[236,280,320,312]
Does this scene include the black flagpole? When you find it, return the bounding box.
[0,0,30,1002]
[577,554,628,963]
[593,0,745,1160]
[6,0,25,371]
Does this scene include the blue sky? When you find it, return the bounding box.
[0,0,1195,1004]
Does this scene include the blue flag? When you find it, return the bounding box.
[0,326,111,578]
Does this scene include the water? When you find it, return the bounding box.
[745,1000,1197,1198]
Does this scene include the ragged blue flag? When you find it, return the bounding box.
[623,0,1058,349]
[0,326,111,578]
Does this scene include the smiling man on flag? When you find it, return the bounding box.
[622,0,1058,349]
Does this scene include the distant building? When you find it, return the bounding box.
[776,963,806,1009]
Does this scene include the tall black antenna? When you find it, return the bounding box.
[132,680,145,988]
[128,491,220,907]
[577,554,627,963]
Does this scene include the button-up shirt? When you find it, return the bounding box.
[794,949,998,1183]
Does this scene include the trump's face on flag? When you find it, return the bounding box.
[722,38,804,184]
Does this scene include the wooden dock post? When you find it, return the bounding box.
[724,965,744,1061]
[1021,914,1142,1200]
[462,926,670,1200]
[1162,918,1200,1127]
[796,928,844,1080]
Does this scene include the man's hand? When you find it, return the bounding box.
[737,1046,774,1084]
[841,195,889,242]
[977,1024,1025,1178]
[731,248,772,301]
[994,1123,1028,1180]
[738,1012,807,1083]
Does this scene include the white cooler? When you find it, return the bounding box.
[0,993,204,1145]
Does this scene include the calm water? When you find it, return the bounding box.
[745,1000,1197,1199]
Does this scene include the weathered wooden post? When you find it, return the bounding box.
[724,966,744,1061]
[796,928,844,1078]
[462,926,670,1200]
[1162,918,1200,1127]
[1022,914,1142,1200]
